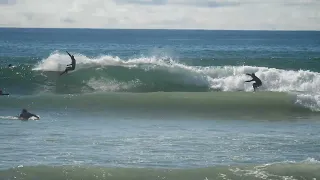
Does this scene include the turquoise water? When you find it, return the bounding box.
[1,113,320,179]
[1,28,320,179]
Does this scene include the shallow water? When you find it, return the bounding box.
[1,111,320,169]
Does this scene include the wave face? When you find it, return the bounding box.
[1,160,319,180]
[2,51,320,112]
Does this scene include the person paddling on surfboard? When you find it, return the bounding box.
[19,109,40,120]
[0,89,9,96]
[60,51,76,76]
[245,73,262,92]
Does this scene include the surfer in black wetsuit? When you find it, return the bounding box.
[7,64,15,69]
[19,109,40,120]
[245,73,262,91]
[0,89,9,96]
[60,51,76,76]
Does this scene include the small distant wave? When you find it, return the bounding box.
[1,92,319,120]
[1,159,319,180]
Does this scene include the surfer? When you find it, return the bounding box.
[0,89,9,96]
[60,51,76,76]
[245,73,262,91]
[19,109,40,120]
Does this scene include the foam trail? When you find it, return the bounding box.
[0,116,19,120]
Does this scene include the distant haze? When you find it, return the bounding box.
[0,0,319,30]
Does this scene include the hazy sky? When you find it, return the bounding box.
[0,0,319,30]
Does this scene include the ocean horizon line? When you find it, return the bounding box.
[0,27,319,32]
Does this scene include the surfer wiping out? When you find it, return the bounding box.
[245,73,262,91]
[60,51,76,76]
[19,109,40,120]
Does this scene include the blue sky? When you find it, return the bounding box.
[0,0,319,30]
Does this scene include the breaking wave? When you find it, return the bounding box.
[1,51,320,112]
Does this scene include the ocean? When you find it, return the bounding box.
[0,28,320,180]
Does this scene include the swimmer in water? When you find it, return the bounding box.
[60,51,76,76]
[245,73,262,92]
[0,89,9,96]
[19,109,40,120]
[8,64,15,69]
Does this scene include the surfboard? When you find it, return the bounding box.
[28,116,40,120]
[0,116,40,121]
[59,69,77,76]
[18,116,40,120]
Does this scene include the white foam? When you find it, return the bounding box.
[0,116,19,120]
[302,157,320,164]
[86,78,140,92]
[295,94,320,112]
[32,51,172,71]
[198,66,320,93]
[0,116,39,121]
